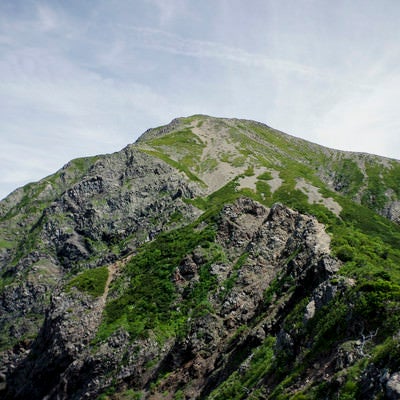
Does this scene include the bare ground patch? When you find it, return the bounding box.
[295,178,342,216]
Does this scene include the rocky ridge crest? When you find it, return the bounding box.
[1,115,400,399]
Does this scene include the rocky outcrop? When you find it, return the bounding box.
[384,200,400,225]
[1,115,400,399]
[0,146,203,373]
[3,198,344,399]
[386,372,400,400]
[41,148,202,266]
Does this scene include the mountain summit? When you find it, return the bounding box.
[1,115,400,399]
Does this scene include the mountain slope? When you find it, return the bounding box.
[1,115,400,399]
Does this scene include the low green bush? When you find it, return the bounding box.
[67,266,108,297]
[96,222,221,342]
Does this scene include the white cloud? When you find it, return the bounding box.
[1,0,400,200]
[146,0,189,26]
[312,70,400,158]
[36,3,59,32]
[0,20,182,199]
[121,26,326,80]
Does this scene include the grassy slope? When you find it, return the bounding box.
[2,115,400,398]
[123,116,400,399]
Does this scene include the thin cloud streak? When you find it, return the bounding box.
[122,25,326,79]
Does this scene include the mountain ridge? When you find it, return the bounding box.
[1,115,400,399]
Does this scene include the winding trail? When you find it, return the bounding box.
[102,253,135,303]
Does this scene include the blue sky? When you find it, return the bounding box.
[1,0,400,199]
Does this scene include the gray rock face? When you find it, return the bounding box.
[384,201,400,225]
[42,148,201,265]
[303,278,353,323]
[1,198,342,399]
[0,145,203,375]
[1,115,399,399]
[386,372,400,400]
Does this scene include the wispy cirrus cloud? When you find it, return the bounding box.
[0,5,184,198]
[1,0,400,200]
[120,25,323,78]
[145,0,189,27]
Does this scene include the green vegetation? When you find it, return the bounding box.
[0,239,15,249]
[219,252,249,300]
[0,313,44,351]
[95,221,223,342]
[67,266,108,297]
[244,165,255,176]
[199,157,218,173]
[3,115,400,398]
[361,164,387,210]
[383,161,400,197]
[257,171,273,181]
[187,179,241,215]
[181,114,206,125]
[208,336,276,400]
[169,210,183,223]
[148,127,203,151]
[144,127,206,173]
[141,118,400,397]
[0,151,101,282]
[259,234,400,398]
[140,149,205,185]
[372,334,400,372]
[97,388,143,400]
[231,155,247,167]
[331,158,364,197]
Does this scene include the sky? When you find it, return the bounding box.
[1,0,400,200]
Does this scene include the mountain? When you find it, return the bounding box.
[1,115,400,399]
